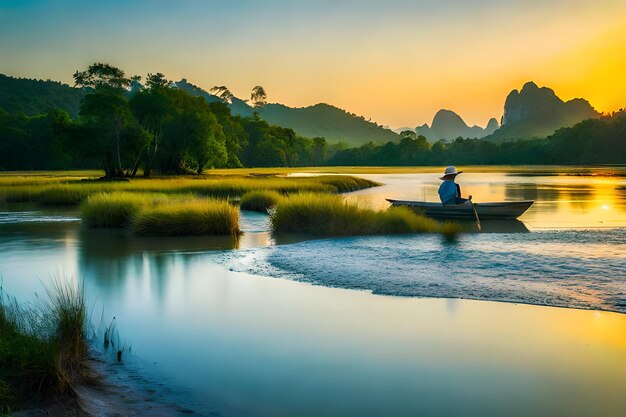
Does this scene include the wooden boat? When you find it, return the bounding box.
[386,199,534,220]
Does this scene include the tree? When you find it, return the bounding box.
[130,73,173,176]
[250,86,267,107]
[146,73,169,90]
[186,111,227,174]
[400,130,417,140]
[208,101,247,167]
[73,63,131,92]
[312,137,328,166]
[74,63,140,177]
[210,86,233,104]
[156,91,228,174]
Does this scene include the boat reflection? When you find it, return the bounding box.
[461,220,530,233]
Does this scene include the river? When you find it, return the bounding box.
[1,167,625,416]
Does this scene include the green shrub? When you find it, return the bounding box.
[240,190,283,212]
[132,199,240,236]
[270,193,460,237]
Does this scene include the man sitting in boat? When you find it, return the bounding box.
[438,166,472,205]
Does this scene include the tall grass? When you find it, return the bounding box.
[313,175,381,193]
[81,192,168,228]
[0,281,89,409]
[0,175,379,206]
[82,193,240,236]
[270,193,460,237]
[240,190,283,212]
[132,199,240,236]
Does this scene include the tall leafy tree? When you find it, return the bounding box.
[130,73,173,176]
[250,86,267,107]
[210,86,233,104]
[74,63,148,177]
[157,91,228,174]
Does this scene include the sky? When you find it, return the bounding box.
[1,0,625,128]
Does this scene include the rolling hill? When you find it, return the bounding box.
[174,79,399,145]
[415,109,499,141]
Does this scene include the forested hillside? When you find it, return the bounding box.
[0,74,83,118]
[0,65,339,172]
[173,79,399,145]
[1,69,622,171]
[257,103,399,146]
[328,112,626,166]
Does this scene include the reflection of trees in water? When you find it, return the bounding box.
[77,228,239,303]
[505,183,596,210]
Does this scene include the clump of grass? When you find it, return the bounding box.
[132,199,240,236]
[240,190,283,212]
[0,280,89,409]
[45,281,87,374]
[81,192,167,228]
[270,193,460,237]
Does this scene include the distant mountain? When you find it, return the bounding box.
[484,81,600,142]
[174,79,399,146]
[414,109,499,141]
[0,74,83,118]
[256,103,398,145]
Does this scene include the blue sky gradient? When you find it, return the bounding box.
[2,0,625,126]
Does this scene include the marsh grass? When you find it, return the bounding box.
[81,192,170,228]
[132,199,240,236]
[240,190,284,212]
[270,193,460,237]
[313,175,381,193]
[0,280,89,409]
[82,193,240,236]
[0,175,378,206]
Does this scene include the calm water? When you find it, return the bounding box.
[1,167,625,416]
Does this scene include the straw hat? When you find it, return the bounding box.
[439,166,462,180]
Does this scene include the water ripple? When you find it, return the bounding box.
[221,229,626,313]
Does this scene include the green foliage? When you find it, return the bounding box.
[0,74,83,118]
[0,109,74,171]
[240,190,283,212]
[0,68,342,172]
[73,62,131,92]
[329,111,626,165]
[74,63,150,178]
[132,199,240,236]
[270,193,459,237]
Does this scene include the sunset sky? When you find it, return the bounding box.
[1,0,625,128]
